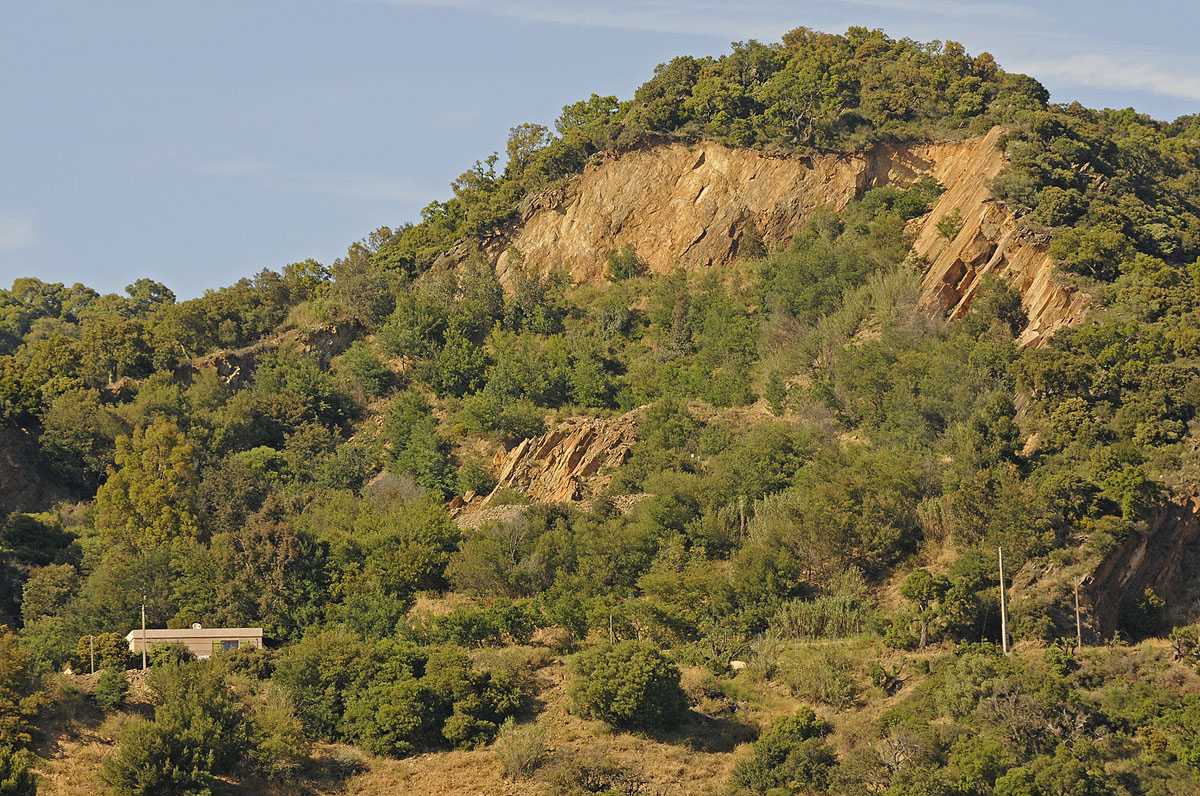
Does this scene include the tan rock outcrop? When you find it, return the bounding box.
[490,129,1086,346]
[481,413,638,505]
[908,127,1088,346]
[493,144,866,284]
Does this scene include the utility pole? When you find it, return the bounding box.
[1074,576,1083,648]
[89,634,95,675]
[998,547,1009,655]
[141,601,147,671]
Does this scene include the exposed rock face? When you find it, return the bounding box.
[494,144,865,284]
[908,127,1088,346]
[1088,495,1200,637]
[481,414,638,505]
[0,427,68,512]
[492,129,1086,346]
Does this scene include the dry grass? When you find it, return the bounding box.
[31,657,756,796]
[384,658,746,796]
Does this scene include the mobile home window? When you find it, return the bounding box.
[221,640,239,651]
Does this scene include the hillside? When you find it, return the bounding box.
[4,24,1200,796]
[483,126,1084,345]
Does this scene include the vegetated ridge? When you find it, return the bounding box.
[6,24,1200,796]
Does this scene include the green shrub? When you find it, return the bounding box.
[96,669,128,712]
[149,663,250,774]
[1121,587,1166,640]
[782,649,860,710]
[493,716,548,779]
[605,244,646,281]
[547,753,644,796]
[341,679,436,757]
[100,716,210,796]
[211,645,274,681]
[243,687,309,782]
[936,208,964,240]
[731,707,835,794]
[0,745,36,796]
[343,340,391,396]
[569,641,687,730]
[273,629,372,741]
[148,642,195,668]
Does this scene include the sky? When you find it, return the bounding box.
[2,1,1199,299]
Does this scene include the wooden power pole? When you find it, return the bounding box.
[1074,577,1083,647]
[998,547,1009,655]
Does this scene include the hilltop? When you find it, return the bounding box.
[4,24,1200,796]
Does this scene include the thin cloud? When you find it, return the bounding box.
[299,174,430,202]
[1018,52,1200,104]
[197,160,270,176]
[364,0,1027,39]
[194,157,429,202]
[0,213,34,252]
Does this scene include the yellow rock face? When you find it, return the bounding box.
[489,127,1086,346]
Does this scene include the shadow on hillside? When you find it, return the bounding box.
[649,709,758,753]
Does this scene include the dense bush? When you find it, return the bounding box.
[101,716,210,796]
[0,745,36,796]
[731,707,835,794]
[95,669,128,712]
[569,641,687,730]
[102,663,252,795]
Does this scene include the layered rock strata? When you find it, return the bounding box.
[490,128,1085,346]
[475,414,638,506]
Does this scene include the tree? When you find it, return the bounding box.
[38,388,124,488]
[900,569,948,649]
[206,515,328,642]
[431,323,488,398]
[73,632,132,673]
[385,388,452,496]
[569,641,687,730]
[0,628,37,750]
[96,669,129,711]
[1047,225,1133,281]
[605,244,646,281]
[0,745,36,796]
[95,418,200,549]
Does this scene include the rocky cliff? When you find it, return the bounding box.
[907,127,1089,346]
[464,413,638,509]
[0,428,69,513]
[490,128,1085,346]
[1088,495,1200,637]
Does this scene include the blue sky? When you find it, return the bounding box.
[2,1,1199,298]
